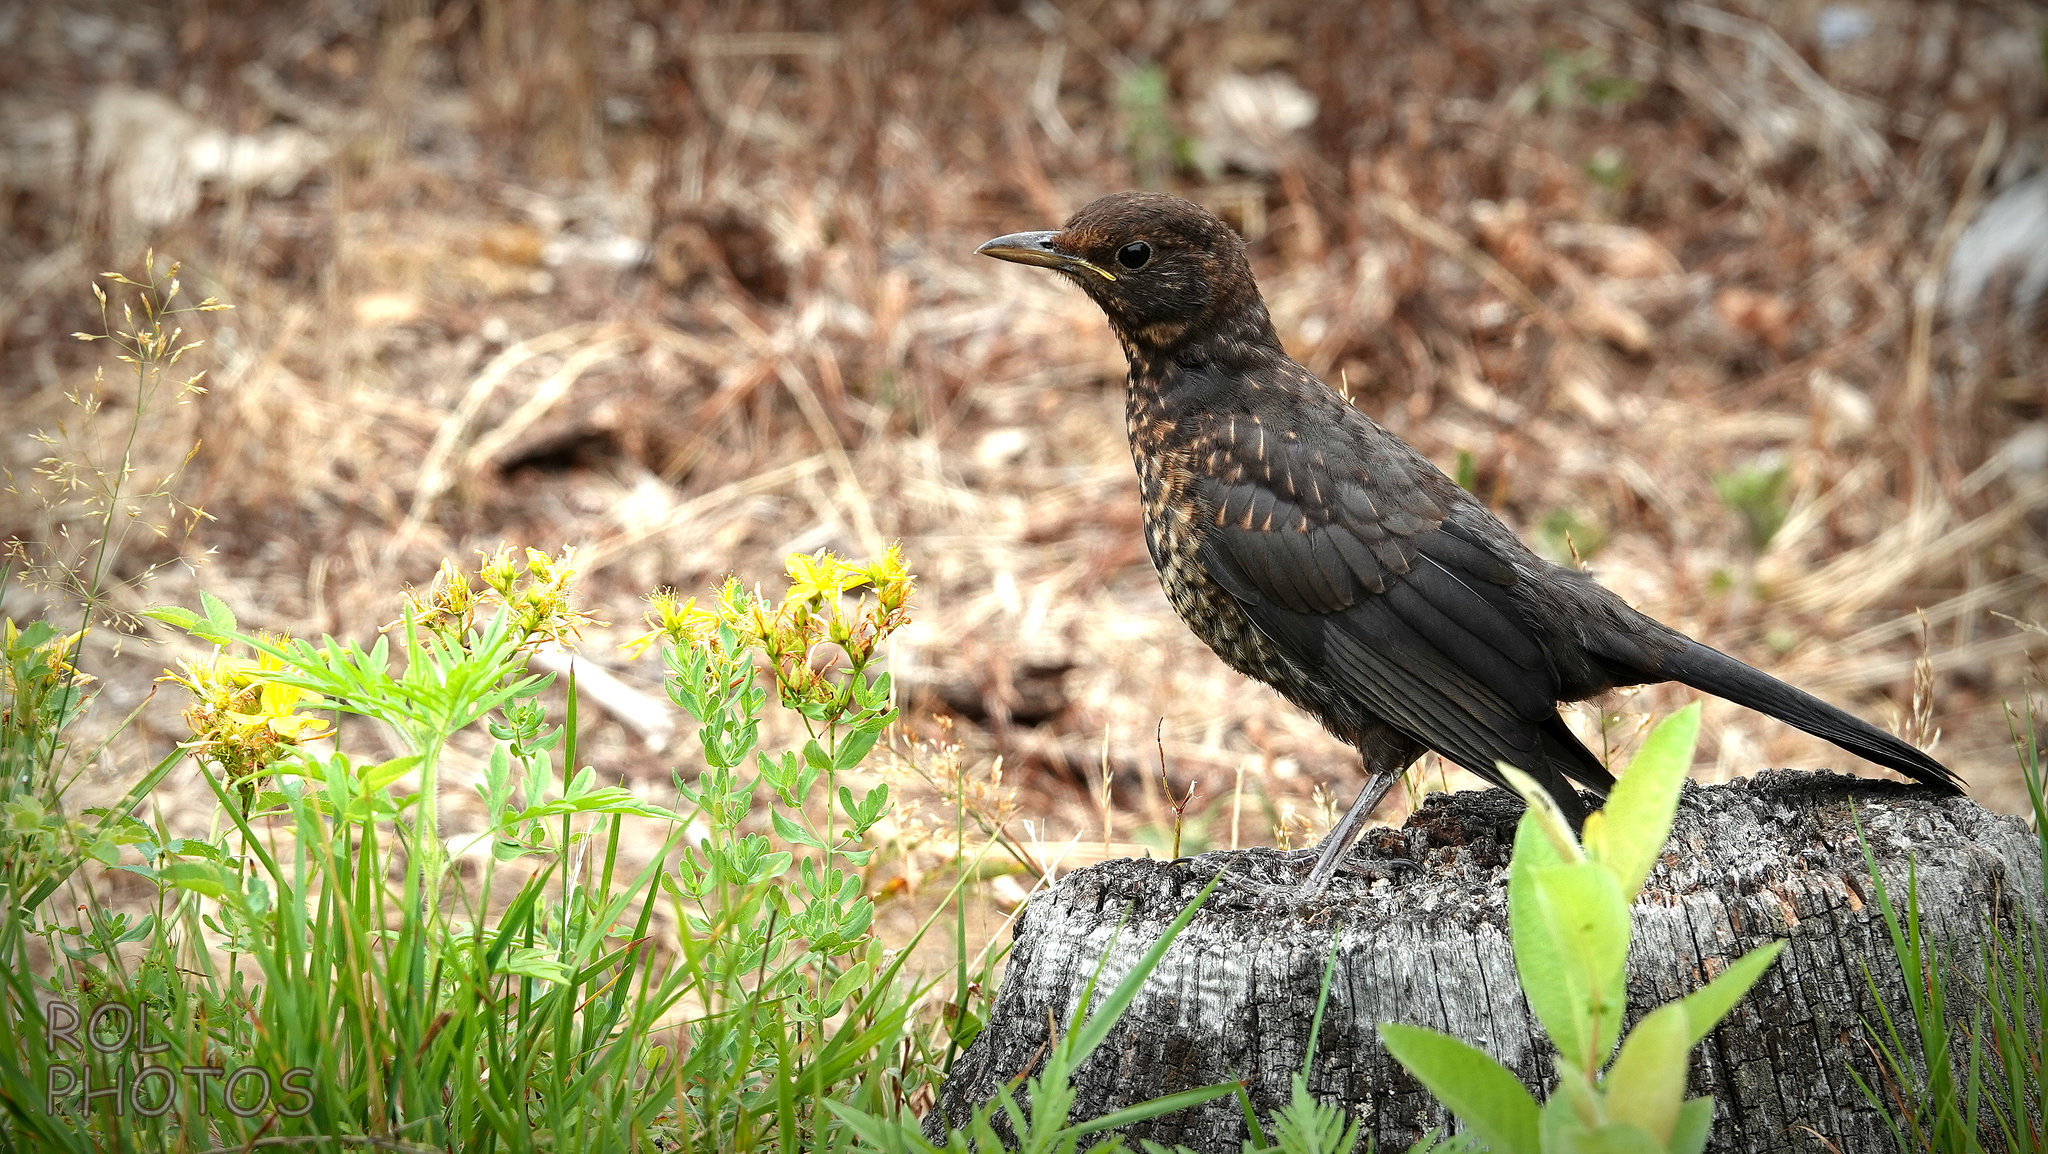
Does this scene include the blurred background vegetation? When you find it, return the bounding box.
[4,0,2046,907]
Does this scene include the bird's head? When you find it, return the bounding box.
[977,191,1277,360]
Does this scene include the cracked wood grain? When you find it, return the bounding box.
[925,773,2041,1153]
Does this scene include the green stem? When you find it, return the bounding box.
[413,741,444,927]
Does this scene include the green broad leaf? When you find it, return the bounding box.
[859,782,891,824]
[159,837,224,861]
[771,810,826,850]
[756,750,795,791]
[1601,1001,1688,1141]
[1510,825,1631,1070]
[199,590,238,635]
[1377,1024,1539,1154]
[1668,1097,1716,1154]
[1546,1063,1602,1135]
[359,754,419,795]
[803,738,833,770]
[1538,1097,1593,1151]
[1673,940,1785,1047]
[826,961,871,1009]
[834,724,883,770]
[1500,765,1584,865]
[1567,1121,1667,1154]
[160,861,227,897]
[144,605,201,630]
[1539,861,1632,1068]
[565,765,597,796]
[1582,704,1699,901]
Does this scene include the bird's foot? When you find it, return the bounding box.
[1275,844,1420,888]
[1164,845,1417,904]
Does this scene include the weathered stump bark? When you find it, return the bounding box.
[925,773,2043,1153]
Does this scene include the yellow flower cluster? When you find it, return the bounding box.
[404,546,596,649]
[1,620,93,699]
[2,622,95,768]
[159,635,333,802]
[626,546,915,708]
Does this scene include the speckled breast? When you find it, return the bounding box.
[1126,388,1307,701]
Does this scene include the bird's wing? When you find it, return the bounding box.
[1188,411,1608,801]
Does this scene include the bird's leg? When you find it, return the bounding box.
[1298,768,1402,894]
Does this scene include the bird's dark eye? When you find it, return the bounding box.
[1116,242,1152,270]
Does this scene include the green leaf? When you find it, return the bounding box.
[1377,1024,1539,1154]
[199,590,238,635]
[771,810,826,850]
[1538,1096,1592,1151]
[1064,1082,1241,1138]
[1061,874,1223,1070]
[1510,832,1631,1070]
[1673,940,1785,1048]
[1251,1073,1361,1154]
[821,1101,938,1154]
[359,754,419,795]
[826,961,871,1009]
[499,946,573,984]
[1536,861,1632,1067]
[860,782,891,825]
[160,861,227,897]
[1500,765,1584,865]
[1668,1097,1716,1154]
[1573,1121,1667,1154]
[1602,1001,1688,1141]
[144,606,201,630]
[834,724,883,770]
[1583,704,1699,901]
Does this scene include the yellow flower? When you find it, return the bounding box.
[396,545,599,649]
[1,621,94,697]
[159,636,332,804]
[785,550,865,605]
[621,590,724,658]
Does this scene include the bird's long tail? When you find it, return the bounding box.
[1650,637,1964,793]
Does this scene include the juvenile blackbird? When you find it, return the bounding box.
[978,191,1964,891]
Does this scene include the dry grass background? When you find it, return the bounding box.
[4,0,2047,936]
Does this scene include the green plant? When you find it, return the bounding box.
[1855,703,2047,1152]
[1536,509,1607,565]
[6,254,223,637]
[1379,706,1786,1152]
[831,854,1474,1154]
[1522,47,1641,116]
[828,874,1241,1154]
[0,545,987,1153]
[1712,460,1793,552]
[1,255,223,991]
[1118,62,1180,190]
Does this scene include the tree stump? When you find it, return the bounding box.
[925,773,2043,1153]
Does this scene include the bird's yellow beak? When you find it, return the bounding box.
[976,231,1117,282]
